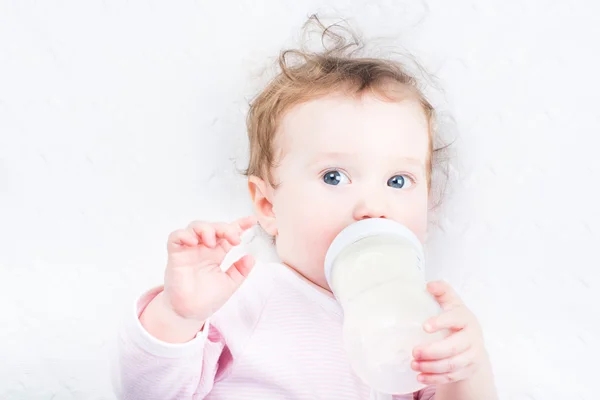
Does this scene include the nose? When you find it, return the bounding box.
[352,190,389,221]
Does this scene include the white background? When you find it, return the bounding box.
[1,1,599,399]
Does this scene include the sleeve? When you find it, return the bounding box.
[413,385,436,400]
[112,286,230,400]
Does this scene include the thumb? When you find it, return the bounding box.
[225,254,255,287]
[427,280,464,310]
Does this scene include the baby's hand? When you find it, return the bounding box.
[163,216,258,323]
[411,281,489,385]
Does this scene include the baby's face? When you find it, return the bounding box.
[263,92,430,291]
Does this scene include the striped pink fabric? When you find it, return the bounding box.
[115,261,436,400]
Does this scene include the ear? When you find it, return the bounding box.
[248,175,278,236]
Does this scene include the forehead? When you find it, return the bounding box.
[275,92,430,161]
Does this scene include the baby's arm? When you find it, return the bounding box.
[413,385,436,400]
[114,286,227,400]
[114,217,257,400]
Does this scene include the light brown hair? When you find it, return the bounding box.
[243,15,451,204]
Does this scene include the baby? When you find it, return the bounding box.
[115,16,498,400]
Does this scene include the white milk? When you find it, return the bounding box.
[324,218,447,395]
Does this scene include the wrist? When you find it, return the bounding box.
[139,291,206,343]
[159,291,207,326]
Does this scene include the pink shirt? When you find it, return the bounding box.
[115,261,436,400]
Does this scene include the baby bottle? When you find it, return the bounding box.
[324,218,447,395]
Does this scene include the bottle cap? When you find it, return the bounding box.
[323,218,425,288]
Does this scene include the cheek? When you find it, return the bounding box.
[275,185,347,251]
[279,191,341,239]
[397,192,429,243]
[410,214,428,244]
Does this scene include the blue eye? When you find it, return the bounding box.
[387,175,413,189]
[323,170,350,186]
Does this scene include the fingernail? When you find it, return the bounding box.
[414,350,422,359]
[411,361,419,371]
[424,323,433,332]
[417,375,425,383]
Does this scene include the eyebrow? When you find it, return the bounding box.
[307,151,353,163]
[308,152,426,171]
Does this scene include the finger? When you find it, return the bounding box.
[413,329,472,361]
[236,215,258,231]
[423,306,470,333]
[427,281,463,310]
[167,229,199,248]
[417,363,478,385]
[213,223,243,246]
[187,221,217,248]
[411,347,476,374]
[225,254,255,286]
[217,237,234,253]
